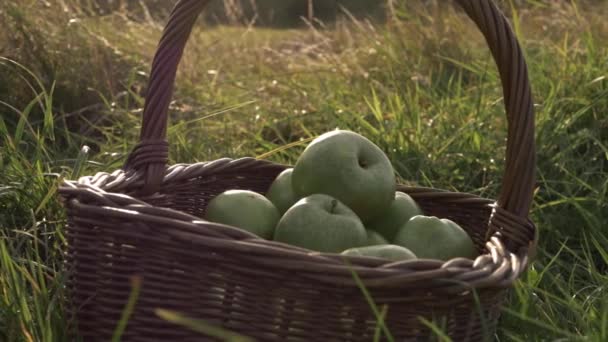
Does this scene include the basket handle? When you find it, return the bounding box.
[124,0,535,249]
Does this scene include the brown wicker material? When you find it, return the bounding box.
[58,0,538,341]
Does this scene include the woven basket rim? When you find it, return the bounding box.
[59,157,535,294]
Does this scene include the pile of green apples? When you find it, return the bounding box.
[204,130,477,262]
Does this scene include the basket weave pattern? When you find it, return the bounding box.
[59,0,538,341]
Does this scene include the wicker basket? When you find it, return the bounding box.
[59,0,538,341]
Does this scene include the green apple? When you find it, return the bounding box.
[366,191,423,242]
[366,230,388,246]
[265,168,300,215]
[292,130,396,223]
[273,194,367,253]
[393,215,477,261]
[204,190,280,239]
[341,244,417,261]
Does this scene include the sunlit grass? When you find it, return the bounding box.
[1,0,606,340]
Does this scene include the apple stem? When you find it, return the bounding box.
[330,199,338,214]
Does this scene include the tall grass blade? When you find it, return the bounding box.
[111,276,142,342]
[155,309,254,342]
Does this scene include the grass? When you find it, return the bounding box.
[1,0,607,341]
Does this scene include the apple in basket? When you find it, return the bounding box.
[291,129,396,223]
[341,244,417,262]
[273,194,368,253]
[204,190,280,239]
[365,230,389,246]
[265,168,300,215]
[393,215,477,261]
[366,191,423,242]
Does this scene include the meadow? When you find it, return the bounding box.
[1,1,607,341]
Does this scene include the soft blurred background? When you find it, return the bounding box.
[1,0,607,341]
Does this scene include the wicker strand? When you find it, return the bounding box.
[124,0,213,194]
